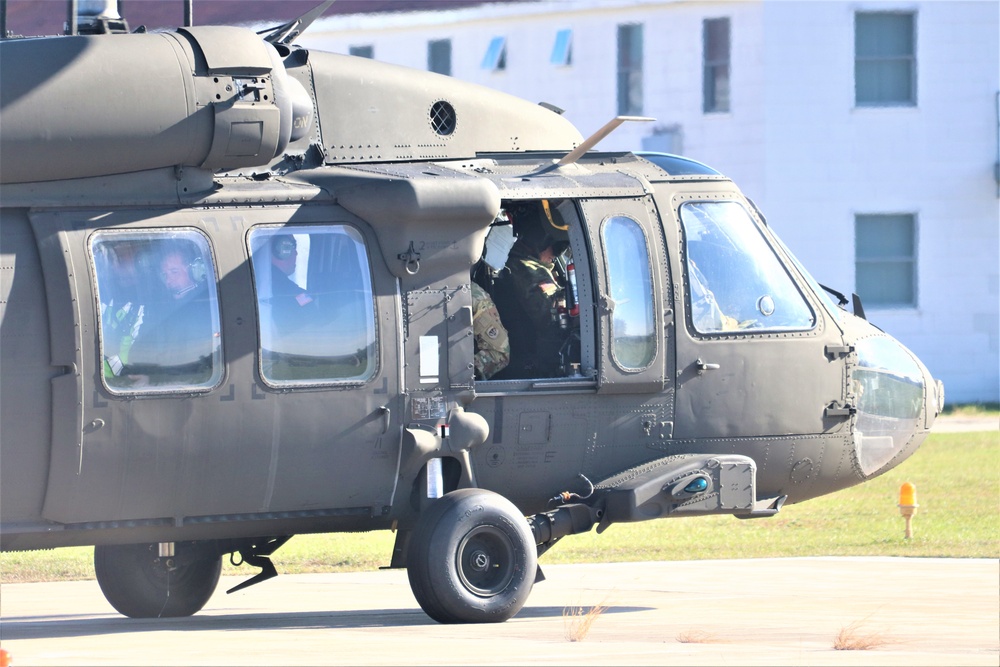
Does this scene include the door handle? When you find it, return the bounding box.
[378,405,391,434]
[696,358,720,374]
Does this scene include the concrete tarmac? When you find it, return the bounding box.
[1,557,997,666]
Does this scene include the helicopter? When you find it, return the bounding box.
[0,0,943,623]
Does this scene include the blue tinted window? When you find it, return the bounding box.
[482,36,506,71]
[551,29,572,66]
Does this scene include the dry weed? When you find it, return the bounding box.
[833,618,895,650]
[676,629,726,644]
[563,600,609,642]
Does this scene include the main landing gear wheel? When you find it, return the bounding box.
[407,489,537,624]
[94,542,222,618]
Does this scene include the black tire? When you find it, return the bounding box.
[407,489,537,624]
[94,542,222,618]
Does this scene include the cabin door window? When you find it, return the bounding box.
[90,229,223,394]
[248,225,377,387]
[600,215,657,371]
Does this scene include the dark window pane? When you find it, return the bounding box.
[428,39,451,75]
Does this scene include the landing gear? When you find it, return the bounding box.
[94,542,221,618]
[407,489,537,623]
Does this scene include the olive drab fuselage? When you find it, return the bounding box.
[0,15,941,623]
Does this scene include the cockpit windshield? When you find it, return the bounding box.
[680,201,815,334]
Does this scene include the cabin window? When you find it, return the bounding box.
[601,216,656,370]
[680,201,814,334]
[855,11,916,107]
[248,225,377,387]
[90,229,223,394]
[703,17,731,113]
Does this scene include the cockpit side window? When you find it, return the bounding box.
[248,225,377,386]
[680,201,815,334]
[601,215,656,371]
[90,229,223,394]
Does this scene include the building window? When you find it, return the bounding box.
[551,29,572,66]
[703,18,730,113]
[428,39,451,75]
[641,124,683,155]
[349,45,373,59]
[90,229,223,394]
[617,23,643,115]
[482,36,506,71]
[855,214,917,307]
[855,12,916,107]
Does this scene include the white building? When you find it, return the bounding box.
[299,0,1000,404]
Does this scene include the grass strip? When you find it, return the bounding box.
[2,430,996,583]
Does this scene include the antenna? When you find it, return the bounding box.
[557,116,654,166]
[260,0,335,45]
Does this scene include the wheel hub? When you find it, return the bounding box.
[469,549,490,571]
[456,525,516,597]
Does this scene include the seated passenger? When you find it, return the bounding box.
[265,234,319,333]
[124,244,216,386]
[472,282,509,380]
[97,243,145,379]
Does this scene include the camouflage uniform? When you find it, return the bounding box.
[493,244,568,378]
[472,282,510,380]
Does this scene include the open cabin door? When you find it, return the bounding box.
[470,194,677,513]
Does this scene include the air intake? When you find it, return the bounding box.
[430,101,457,136]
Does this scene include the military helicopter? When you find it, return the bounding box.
[0,0,943,624]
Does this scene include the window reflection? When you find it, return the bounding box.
[680,201,814,334]
[249,225,377,386]
[602,216,655,370]
[91,229,222,393]
[852,336,924,475]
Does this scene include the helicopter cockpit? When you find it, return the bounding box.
[473,199,585,382]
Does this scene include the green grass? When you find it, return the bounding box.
[2,430,997,584]
[942,402,999,417]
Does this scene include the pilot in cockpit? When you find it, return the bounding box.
[490,201,573,379]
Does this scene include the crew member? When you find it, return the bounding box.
[472,282,509,380]
[492,202,571,378]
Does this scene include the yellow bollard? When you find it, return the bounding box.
[898,482,918,539]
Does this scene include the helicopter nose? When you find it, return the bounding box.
[851,336,940,478]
